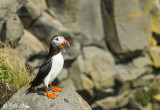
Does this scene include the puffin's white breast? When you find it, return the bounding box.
[43,52,64,87]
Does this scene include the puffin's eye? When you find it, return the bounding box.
[56,38,58,41]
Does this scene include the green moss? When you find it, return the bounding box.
[135,81,159,107]
[135,90,150,107]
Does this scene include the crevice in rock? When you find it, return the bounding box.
[81,44,85,59]
[93,106,103,110]
[153,32,160,45]
[0,22,7,42]
[77,90,95,105]
[27,52,47,62]
[27,14,43,29]
[10,35,22,48]
[17,7,32,29]
[115,50,143,65]
[64,58,76,68]
[126,102,141,110]
[86,74,92,80]
[94,89,116,101]
[111,106,128,110]
[51,78,60,86]
[83,43,106,50]
[101,0,122,55]
[17,6,42,29]
[151,66,160,76]
[113,79,123,95]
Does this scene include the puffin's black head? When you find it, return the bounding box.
[51,35,70,52]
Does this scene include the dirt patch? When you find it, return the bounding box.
[0,82,18,109]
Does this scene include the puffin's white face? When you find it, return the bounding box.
[52,36,65,46]
[51,35,70,52]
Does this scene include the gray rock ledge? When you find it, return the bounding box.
[1,87,92,110]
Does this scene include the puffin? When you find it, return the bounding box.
[28,35,70,99]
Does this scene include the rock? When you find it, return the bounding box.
[18,0,47,28]
[29,8,92,61]
[114,65,132,83]
[102,0,150,56]
[0,0,26,23]
[16,29,47,62]
[82,46,115,74]
[1,87,92,110]
[143,103,153,110]
[63,38,81,60]
[47,0,104,46]
[80,74,94,95]
[130,55,152,80]
[30,12,70,46]
[127,93,144,110]
[128,93,153,110]
[5,14,24,46]
[129,67,151,81]
[27,56,46,73]
[149,36,158,47]
[25,0,47,19]
[132,74,155,87]
[149,46,160,68]
[69,55,92,91]
[57,69,69,82]
[120,109,129,110]
[132,55,152,68]
[153,99,160,110]
[139,0,153,14]
[0,0,26,42]
[18,7,33,28]
[115,65,150,83]
[138,0,152,42]
[92,92,129,110]
[46,0,69,23]
[69,46,115,92]
[0,23,5,42]
[31,13,81,60]
[75,0,104,45]
[58,78,76,90]
[115,54,152,83]
[147,0,160,34]
[153,94,160,102]
[69,58,95,95]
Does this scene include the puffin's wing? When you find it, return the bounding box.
[30,59,52,87]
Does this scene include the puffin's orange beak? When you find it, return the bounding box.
[60,38,70,52]
[64,38,70,47]
[60,43,66,52]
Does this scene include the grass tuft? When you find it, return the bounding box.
[0,43,32,89]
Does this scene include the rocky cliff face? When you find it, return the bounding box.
[1,0,160,110]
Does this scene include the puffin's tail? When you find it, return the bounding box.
[25,86,33,95]
[25,81,34,94]
[25,78,41,94]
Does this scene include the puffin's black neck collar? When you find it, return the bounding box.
[46,43,60,60]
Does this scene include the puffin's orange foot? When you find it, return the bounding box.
[52,87,63,92]
[49,84,63,92]
[47,93,57,99]
[45,88,57,99]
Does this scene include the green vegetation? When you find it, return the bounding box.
[135,81,160,107]
[0,43,32,91]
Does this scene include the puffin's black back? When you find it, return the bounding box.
[29,39,60,88]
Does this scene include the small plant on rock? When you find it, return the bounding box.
[135,81,159,107]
